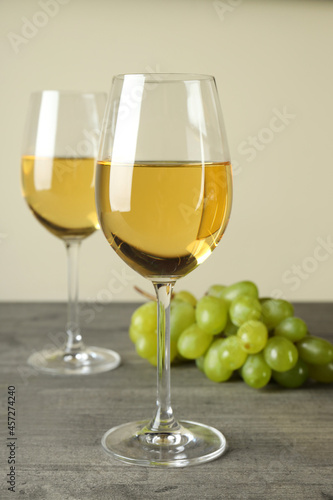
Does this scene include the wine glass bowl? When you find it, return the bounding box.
[96,74,232,465]
[21,91,121,375]
[21,156,99,239]
[96,159,231,280]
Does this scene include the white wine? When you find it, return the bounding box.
[21,156,99,240]
[96,161,232,279]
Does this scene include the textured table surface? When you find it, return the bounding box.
[0,302,332,500]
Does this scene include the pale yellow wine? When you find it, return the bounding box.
[21,156,99,240]
[96,161,232,279]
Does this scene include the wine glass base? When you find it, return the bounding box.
[101,419,227,467]
[27,346,121,375]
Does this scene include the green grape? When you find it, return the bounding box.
[196,355,205,372]
[229,295,262,327]
[173,290,197,307]
[139,337,178,364]
[177,324,213,359]
[131,301,157,335]
[237,320,268,354]
[297,336,333,365]
[135,332,157,359]
[195,295,228,335]
[224,320,238,337]
[261,299,294,330]
[148,356,157,366]
[170,340,178,363]
[218,336,248,370]
[170,299,184,309]
[308,361,333,383]
[272,359,309,388]
[240,353,271,389]
[170,301,195,342]
[264,336,298,372]
[218,280,259,305]
[129,325,144,344]
[203,339,233,382]
[274,317,308,342]
[207,284,226,300]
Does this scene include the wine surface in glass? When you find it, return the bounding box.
[22,156,99,240]
[96,160,232,279]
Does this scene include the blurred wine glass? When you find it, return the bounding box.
[21,90,121,375]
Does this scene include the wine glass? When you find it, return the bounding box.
[21,90,121,375]
[95,74,232,466]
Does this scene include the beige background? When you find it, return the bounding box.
[1,0,333,303]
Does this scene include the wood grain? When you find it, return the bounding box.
[0,303,332,500]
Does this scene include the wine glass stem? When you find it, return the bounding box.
[149,282,178,432]
[65,239,84,354]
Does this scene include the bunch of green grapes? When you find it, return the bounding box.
[129,281,333,389]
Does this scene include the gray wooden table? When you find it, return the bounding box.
[0,302,332,500]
